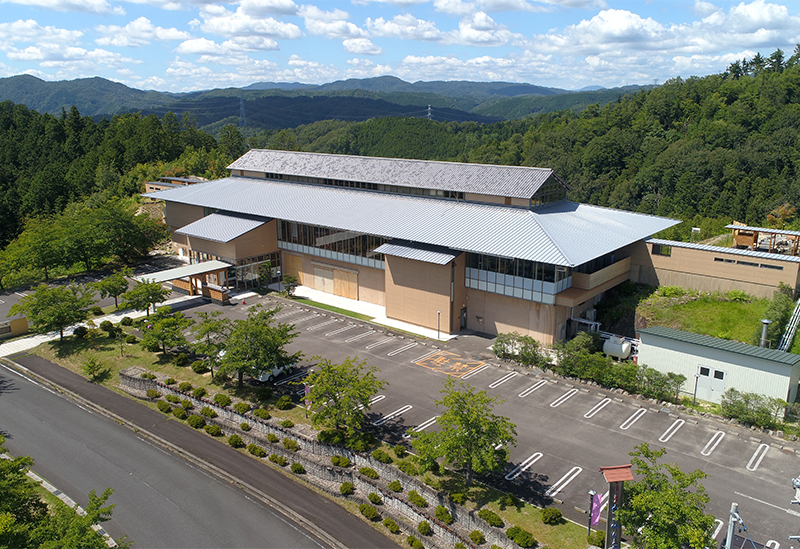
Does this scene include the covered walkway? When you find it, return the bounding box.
[135,260,232,303]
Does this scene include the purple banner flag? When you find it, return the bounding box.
[590,493,602,526]
[304,384,311,407]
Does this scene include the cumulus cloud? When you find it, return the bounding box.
[198,5,302,39]
[0,0,123,14]
[299,6,368,39]
[343,38,383,54]
[351,0,427,6]
[433,0,552,15]
[366,14,442,41]
[95,17,190,47]
[0,19,83,49]
[175,36,279,56]
[239,0,298,15]
[447,11,523,46]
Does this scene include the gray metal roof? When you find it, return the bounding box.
[725,224,800,237]
[639,326,800,365]
[646,238,800,263]
[146,177,678,267]
[375,240,461,265]
[133,260,232,284]
[175,212,267,243]
[228,149,567,199]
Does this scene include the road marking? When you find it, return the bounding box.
[403,416,439,438]
[550,388,579,408]
[746,443,769,471]
[504,452,543,480]
[275,371,310,386]
[619,408,646,430]
[292,314,320,324]
[325,324,357,336]
[373,405,413,426]
[766,540,780,548]
[701,431,725,456]
[388,343,418,356]
[599,491,609,514]
[584,398,612,418]
[15,291,29,298]
[275,309,304,319]
[365,337,394,349]
[357,394,385,410]
[658,419,685,443]
[519,379,547,398]
[345,330,375,343]
[489,372,518,388]
[411,350,440,363]
[713,519,724,539]
[462,364,490,379]
[734,491,800,517]
[306,319,338,331]
[545,466,582,497]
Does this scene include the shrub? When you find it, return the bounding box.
[240,422,251,431]
[397,461,418,476]
[407,535,423,549]
[509,527,535,548]
[455,544,466,549]
[73,325,88,339]
[163,377,176,385]
[252,408,271,420]
[507,526,521,540]
[388,480,402,492]
[141,372,156,380]
[120,316,133,326]
[174,353,189,367]
[291,462,305,474]
[281,419,294,428]
[99,320,114,333]
[359,467,379,480]
[720,387,784,429]
[408,491,427,508]
[541,507,563,525]
[417,521,432,536]
[347,432,377,452]
[359,504,380,522]
[187,415,205,429]
[393,445,408,458]
[247,444,267,457]
[200,406,217,418]
[283,438,300,452]
[372,449,393,464]
[180,399,193,410]
[423,474,441,490]
[125,334,137,344]
[276,395,294,410]
[368,492,382,505]
[204,424,222,436]
[587,530,605,548]
[267,433,279,443]
[256,387,273,401]
[470,530,486,545]
[178,382,192,392]
[91,305,104,316]
[157,400,171,413]
[318,429,345,444]
[340,481,354,495]
[146,389,160,399]
[478,509,503,528]
[331,455,351,468]
[165,394,180,404]
[451,493,467,505]
[192,387,207,399]
[435,505,453,525]
[191,360,208,374]
[383,517,400,534]
[173,407,187,420]
[213,393,232,407]
[502,493,521,508]
[228,434,244,448]
[234,402,251,414]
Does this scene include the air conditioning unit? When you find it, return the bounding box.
[585,308,597,322]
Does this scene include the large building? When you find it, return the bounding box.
[147,150,681,343]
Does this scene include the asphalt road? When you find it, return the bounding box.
[0,356,397,549]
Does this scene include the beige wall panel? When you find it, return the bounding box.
[385,256,452,331]
[233,222,279,259]
[314,268,334,294]
[10,318,28,336]
[464,193,505,204]
[284,252,385,306]
[452,254,468,332]
[187,237,236,260]
[242,170,266,178]
[334,269,358,300]
[164,203,204,230]
[357,264,385,306]
[572,257,631,290]
[510,198,530,207]
[465,289,556,343]
[283,253,304,285]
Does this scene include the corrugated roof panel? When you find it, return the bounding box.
[133,260,232,284]
[639,326,800,365]
[375,241,461,265]
[228,150,562,199]
[175,212,267,243]
[725,224,800,237]
[646,238,800,263]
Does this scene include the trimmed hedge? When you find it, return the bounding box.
[470,530,486,545]
[269,454,288,466]
[451,493,467,505]
[228,434,244,448]
[156,400,171,413]
[417,521,432,536]
[383,517,400,534]
[359,504,380,522]
[192,387,207,399]
[186,415,205,429]
[587,530,605,548]
[267,433,279,443]
[180,399,193,410]
[178,382,192,392]
[252,408,271,420]
[200,406,217,418]
[388,480,403,492]
[163,377,176,385]
[291,462,305,474]
[280,419,294,428]
[393,445,408,458]
[506,526,536,548]
[240,422,251,431]
[478,509,503,528]
[125,334,137,344]
[247,444,267,457]
[541,507,563,525]
[120,316,133,326]
[408,491,427,508]
[407,535,423,549]
[276,395,294,410]
[368,493,382,505]
[283,438,299,452]
[146,389,160,399]
[165,394,180,404]
[359,467,379,480]
[173,407,188,420]
[204,424,222,436]
[331,455,351,468]
[435,505,454,525]
[372,449,393,464]
[397,461,418,476]
[191,360,208,374]
[213,393,232,407]
[174,353,189,367]
[141,372,156,380]
[340,481,354,495]
[233,402,251,414]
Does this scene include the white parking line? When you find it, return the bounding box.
[766,540,780,548]
[584,398,612,418]
[15,291,29,298]
[275,372,309,386]
[545,466,582,497]
[504,452,543,480]
[292,314,320,324]
[518,379,547,398]
[599,490,609,514]
[550,388,579,408]
[489,372,518,388]
[658,419,685,442]
[734,491,800,517]
[307,319,339,331]
[357,394,385,410]
[388,343,418,356]
[373,405,413,426]
[746,443,769,471]
[462,364,490,379]
[411,350,440,363]
[326,324,357,336]
[345,330,375,343]
[701,431,725,456]
[619,408,646,430]
[403,416,439,438]
[366,337,394,349]
[275,309,304,319]
[713,519,724,539]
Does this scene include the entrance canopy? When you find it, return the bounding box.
[133,260,232,284]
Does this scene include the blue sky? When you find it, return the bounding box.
[0,0,798,92]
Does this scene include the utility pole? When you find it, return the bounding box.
[725,502,738,549]
[427,105,432,120]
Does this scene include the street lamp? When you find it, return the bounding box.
[437,311,441,340]
[588,490,596,536]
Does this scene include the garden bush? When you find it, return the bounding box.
[423,474,441,490]
[156,400,171,413]
[174,353,189,367]
[276,395,294,410]
[397,461,418,476]
[359,504,380,522]
[173,407,188,420]
[478,509,503,528]
[435,505,453,525]
[283,438,299,452]
[408,491,427,508]
[186,415,205,429]
[720,388,785,429]
[247,444,267,457]
[180,399,193,410]
[252,408,271,420]
[200,406,217,418]
[91,306,103,316]
[234,402,251,414]
[240,422,251,431]
[146,389,160,399]
[267,433,279,443]
[318,429,345,444]
[372,449,393,464]
[204,424,222,436]
[502,493,521,508]
[359,467,379,480]
[339,481,354,495]
[587,530,605,548]
[393,445,407,458]
[470,530,486,545]
[451,493,467,505]
[72,326,88,339]
[163,377,176,385]
[291,462,305,474]
[407,535,423,549]
[99,320,114,334]
[388,480,402,492]
[165,394,180,404]
[281,419,294,428]
[331,455,351,468]
[383,517,400,534]
[417,521,432,536]
[368,493,382,505]
[141,372,156,380]
[125,334,137,344]
[120,316,133,326]
[541,507,563,525]
[455,544,466,549]
[192,387,207,399]
[509,527,535,548]
[178,382,192,392]
[213,393,231,407]
[228,434,244,448]
[191,360,208,374]
[269,454,288,466]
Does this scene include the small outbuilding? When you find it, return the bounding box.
[637,326,800,404]
[0,291,29,339]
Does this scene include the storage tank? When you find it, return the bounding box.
[603,336,632,360]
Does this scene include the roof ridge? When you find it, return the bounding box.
[527,206,571,266]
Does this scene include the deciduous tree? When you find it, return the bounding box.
[93,267,132,309]
[121,279,170,316]
[9,283,95,340]
[140,306,193,355]
[190,310,232,377]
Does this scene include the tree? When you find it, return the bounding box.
[219,124,247,159]
[140,306,193,355]
[121,279,170,316]
[413,378,516,487]
[9,283,95,341]
[218,305,302,387]
[190,311,232,377]
[618,443,715,549]
[281,274,299,297]
[93,267,132,309]
[31,488,119,549]
[302,357,386,434]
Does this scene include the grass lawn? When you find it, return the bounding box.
[293,298,374,322]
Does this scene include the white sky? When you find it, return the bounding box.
[0,0,798,92]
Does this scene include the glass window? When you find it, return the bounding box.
[714,370,725,380]
[700,367,710,376]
